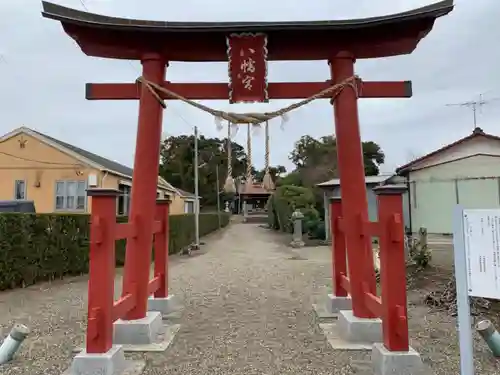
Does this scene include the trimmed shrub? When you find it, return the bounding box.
[266,195,279,230]
[267,185,319,233]
[307,220,326,240]
[0,212,229,290]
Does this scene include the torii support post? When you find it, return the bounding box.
[148,199,180,316]
[71,188,133,375]
[330,53,378,319]
[121,54,166,321]
[73,188,170,375]
[372,185,424,375]
[153,199,170,299]
[324,196,352,314]
[85,188,120,354]
[329,185,422,372]
[374,185,409,352]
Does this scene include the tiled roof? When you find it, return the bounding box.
[2,127,177,192]
[238,182,272,195]
[31,129,135,177]
[396,127,500,174]
[176,189,198,199]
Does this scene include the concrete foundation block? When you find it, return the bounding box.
[290,240,305,248]
[312,303,336,319]
[338,310,382,344]
[325,294,352,314]
[113,311,163,345]
[74,323,181,354]
[67,345,145,375]
[372,343,426,375]
[148,295,181,317]
[319,323,373,351]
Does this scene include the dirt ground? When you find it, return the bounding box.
[288,236,500,374]
[1,224,499,374]
[0,223,367,375]
[406,241,500,374]
[405,264,500,374]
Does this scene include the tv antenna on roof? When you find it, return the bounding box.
[446,93,500,130]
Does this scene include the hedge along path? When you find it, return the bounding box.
[0,212,230,291]
[136,75,361,128]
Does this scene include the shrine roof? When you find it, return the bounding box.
[41,0,454,61]
[238,183,272,196]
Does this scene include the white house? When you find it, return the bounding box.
[317,175,410,240]
[396,127,500,234]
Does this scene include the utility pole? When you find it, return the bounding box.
[446,94,499,130]
[194,126,200,249]
[216,164,221,229]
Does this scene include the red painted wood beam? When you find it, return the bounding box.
[85,81,412,101]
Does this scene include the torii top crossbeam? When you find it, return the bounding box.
[42,0,453,62]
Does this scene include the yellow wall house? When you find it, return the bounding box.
[0,126,196,215]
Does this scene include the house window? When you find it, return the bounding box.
[55,180,86,211]
[117,184,131,216]
[411,181,417,208]
[184,201,194,214]
[14,180,26,200]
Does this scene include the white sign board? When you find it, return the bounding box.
[462,209,500,299]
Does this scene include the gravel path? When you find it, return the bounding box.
[1,223,365,375]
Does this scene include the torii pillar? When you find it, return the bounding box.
[329,52,378,318]
[121,54,166,320]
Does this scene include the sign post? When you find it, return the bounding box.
[454,206,500,375]
[453,205,475,375]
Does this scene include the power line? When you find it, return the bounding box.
[0,150,82,166]
[77,0,198,134]
[446,93,500,130]
[78,0,89,11]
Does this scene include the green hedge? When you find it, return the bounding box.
[0,212,229,291]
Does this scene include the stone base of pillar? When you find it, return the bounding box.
[64,345,145,375]
[326,294,352,314]
[110,311,180,352]
[312,294,352,319]
[114,311,163,345]
[372,343,426,375]
[338,310,382,344]
[290,239,305,248]
[148,295,181,318]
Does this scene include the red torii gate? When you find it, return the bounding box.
[42,0,453,373]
